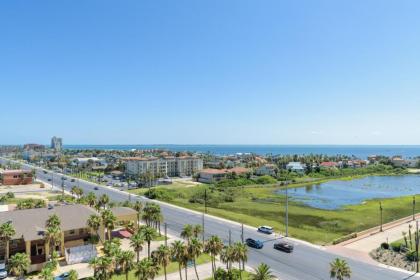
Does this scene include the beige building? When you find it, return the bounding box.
[123,156,203,177]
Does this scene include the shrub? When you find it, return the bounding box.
[390,241,403,252]
[332,233,357,245]
[144,188,174,201]
[406,250,418,262]
[380,242,389,250]
[255,175,277,185]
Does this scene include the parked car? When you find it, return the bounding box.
[258,226,274,234]
[54,272,70,280]
[48,178,52,181]
[94,187,99,190]
[274,241,294,253]
[0,262,7,279]
[245,238,264,249]
[70,178,75,182]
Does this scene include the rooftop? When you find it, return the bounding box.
[0,204,97,241]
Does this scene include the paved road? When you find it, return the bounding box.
[1,158,418,280]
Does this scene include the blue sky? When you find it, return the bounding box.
[1,0,420,145]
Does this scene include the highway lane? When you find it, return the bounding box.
[1,158,417,280]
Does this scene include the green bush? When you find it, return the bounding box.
[391,241,403,252]
[380,242,389,250]
[406,250,418,262]
[255,175,277,185]
[332,233,357,245]
[144,188,175,201]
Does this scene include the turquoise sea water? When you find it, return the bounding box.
[63,144,420,158]
[277,175,420,210]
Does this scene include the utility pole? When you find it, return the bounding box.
[204,188,207,214]
[241,223,244,243]
[416,220,419,273]
[413,196,416,221]
[229,229,231,246]
[164,222,168,246]
[202,212,205,244]
[379,201,383,232]
[285,186,289,237]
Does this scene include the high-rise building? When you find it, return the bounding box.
[51,136,63,152]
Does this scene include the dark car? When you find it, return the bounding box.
[246,238,264,249]
[94,186,99,190]
[48,178,52,182]
[54,272,70,280]
[70,178,75,182]
[274,241,294,253]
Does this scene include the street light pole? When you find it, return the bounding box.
[416,220,419,273]
[413,196,416,221]
[164,222,168,247]
[379,201,383,232]
[285,186,289,237]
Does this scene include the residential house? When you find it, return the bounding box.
[198,167,250,183]
[0,205,137,272]
[255,164,278,176]
[285,162,305,173]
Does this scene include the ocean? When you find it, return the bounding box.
[63,145,420,159]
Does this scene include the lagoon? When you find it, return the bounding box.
[278,175,420,210]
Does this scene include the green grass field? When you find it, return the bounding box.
[129,177,419,245]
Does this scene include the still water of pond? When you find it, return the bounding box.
[277,175,420,210]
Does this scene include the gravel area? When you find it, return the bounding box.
[370,248,417,272]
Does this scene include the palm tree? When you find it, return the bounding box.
[118,250,135,280]
[68,269,79,280]
[133,201,143,227]
[153,245,170,280]
[141,226,157,258]
[89,256,114,280]
[181,224,193,242]
[250,263,275,280]
[101,209,116,240]
[220,246,235,271]
[8,252,30,278]
[46,214,61,228]
[234,242,248,273]
[330,258,351,280]
[204,235,224,277]
[86,192,97,207]
[45,215,62,261]
[0,222,16,263]
[171,240,186,280]
[134,258,159,280]
[87,214,102,243]
[130,231,145,262]
[98,194,110,209]
[192,224,202,239]
[188,238,203,280]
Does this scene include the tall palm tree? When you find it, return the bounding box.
[46,214,61,228]
[118,250,135,280]
[250,263,275,280]
[86,192,97,207]
[133,201,143,227]
[87,214,102,243]
[192,224,202,239]
[181,224,193,242]
[134,258,159,280]
[0,222,16,263]
[204,235,224,277]
[234,242,248,273]
[220,246,235,271]
[141,226,157,258]
[153,245,170,280]
[171,240,186,280]
[188,238,203,280]
[8,252,30,278]
[101,209,116,240]
[130,231,145,263]
[45,215,62,261]
[89,256,114,280]
[330,258,351,280]
[98,194,110,209]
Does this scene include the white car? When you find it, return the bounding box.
[0,262,7,279]
[258,226,274,234]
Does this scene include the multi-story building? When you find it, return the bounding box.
[51,136,63,152]
[123,156,203,177]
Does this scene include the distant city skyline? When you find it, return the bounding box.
[1,1,420,145]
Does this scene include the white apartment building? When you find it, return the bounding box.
[123,156,203,178]
[51,136,63,152]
